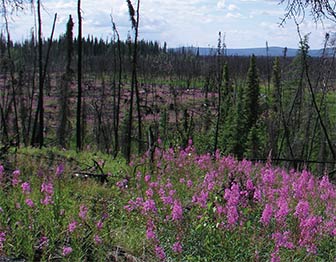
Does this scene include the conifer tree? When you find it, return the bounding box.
[244,54,260,131]
[57,15,73,148]
[272,57,281,113]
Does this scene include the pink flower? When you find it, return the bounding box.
[155,245,166,261]
[272,231,294,249]
[12,170,21,186]
[227,205,239,225]
[260,204,273,226]
[21,182,31,194]
[172,200,183,221]
[275,197,289,223]
[146,188,154,198]
[0,165,4,181]
[143,199,157,214]
[144,175,151,182]
[68,221,77,233]
[41,195,53,205]
[38,236,49,249]
[12,169,20,176]
[62,246,73,256]
[146,220,156,240]
[41,182,54,195]
[172,241,183,253]
[79,205,88,220]
[187,180,193,188]
[96,220,103,230]
[55,163,64,178]
[25,198,35,208]
[294,200,310,219]
[94,235,102,245]
[0,232,6,250]
[246,178,254,191]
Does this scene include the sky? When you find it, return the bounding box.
[3,0,336,49]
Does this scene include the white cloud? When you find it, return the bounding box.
[217,0,226,9]
[228,4,239,11]
[4,0,332,49]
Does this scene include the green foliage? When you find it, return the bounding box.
[244,54,260,131]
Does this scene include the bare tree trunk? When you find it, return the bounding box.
[111,16,122,157]
[31,7,56,148]
[125,0,141,163]
[2,0,20,146]
[37,0,44,148]
[134,0,142,154]
[76,0,82,151]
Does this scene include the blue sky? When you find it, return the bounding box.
[3,0,335,49]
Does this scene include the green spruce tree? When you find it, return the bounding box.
[244,54,260,131]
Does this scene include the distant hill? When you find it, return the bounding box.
[172,46,333,57]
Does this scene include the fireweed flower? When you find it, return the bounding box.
[145,188,154,198]
[146,220,156,240]
[96,220,103,230]
[143,199,157,214]
[41,182,54,195]
[172,200,183,221]
[25,198,35,208]
[12,169,21,186]
[272,231,294,249]
[68,221,78,233]
[41,195,53,205]
[79,205,88,220]
[38,236,49,249]
[227,205,239,225]
[21,182,31,194]
[94,235,102,245]
[155,245,166,261]
[144,175,151,182]
[298,215,322,254]
[294,200,310,219]
[62,246,73,256]
[172,241,183,253]
[0,232,6,250]
[260,204,273,226]
[0,165,4,181]
[55,163,64,178]
[275,197,289,223]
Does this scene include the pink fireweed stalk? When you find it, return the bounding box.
[12,169,21,186]
[25,198,35,208]
[272,231,294,249]
[79,205,88,220]
[94,235,103,245]
[55,163,64,178]
[172,241,183,253]
[0,165,4,182]
[172,200,183,221]
[21,182,31,194]
[96,220,103,230]
[68,221,78,233]
[294,200,310,219]
[41,182,54,195]
[40,182,54,205]
[0,232,6,250]
[155,245,166,261]
[298,215,323,254]
[275,197,289,224]
[260,204,273,226]
[143,199,157,214]
[38,236,49,250]
[62,246,73,256]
